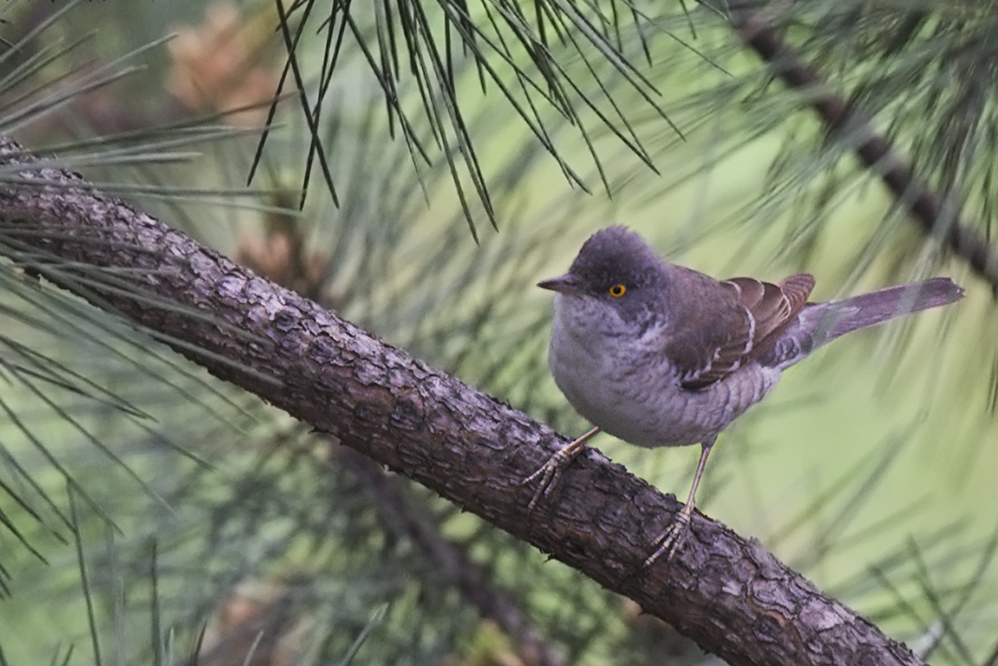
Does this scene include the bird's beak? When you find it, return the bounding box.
[537,273,586,297]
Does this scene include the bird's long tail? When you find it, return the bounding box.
[816,278,963,340]
[774,278,963,367]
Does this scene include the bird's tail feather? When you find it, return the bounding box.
[804,277,963,349]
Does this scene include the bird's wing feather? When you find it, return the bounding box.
[665,274,815,390]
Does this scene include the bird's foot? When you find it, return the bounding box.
[644,504,694,567]
[522,443,582,511]
[521,434,591,511]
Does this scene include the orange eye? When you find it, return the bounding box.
[608,283,626,298]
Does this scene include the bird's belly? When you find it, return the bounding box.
[550,323,781,447]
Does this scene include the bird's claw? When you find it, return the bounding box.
[644,505,693,567]
[521,444,576,511]
[521,434,593,512]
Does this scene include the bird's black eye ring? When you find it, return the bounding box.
[608,283,626,298]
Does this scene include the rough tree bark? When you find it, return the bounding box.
[0,135,926,666]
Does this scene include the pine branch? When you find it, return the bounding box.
[0,135,927,666]
[724,0,998,287]
[340,448,566,666]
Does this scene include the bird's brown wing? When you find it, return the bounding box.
[664,274,815,390]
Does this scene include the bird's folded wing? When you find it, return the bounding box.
[666,274,815,390]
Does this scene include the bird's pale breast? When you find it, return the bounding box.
[549,294,782,447]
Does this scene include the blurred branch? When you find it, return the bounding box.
[0,135,927,666]
[725,0,998,288]
[340,447,565,666]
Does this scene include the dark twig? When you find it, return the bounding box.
[726,1,998,288]
[339,447,566,666]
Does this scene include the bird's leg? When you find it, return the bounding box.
[523,426,600,511]
[645,437,716,566]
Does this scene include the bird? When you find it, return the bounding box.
[526,226,964,566]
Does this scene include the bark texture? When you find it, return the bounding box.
[0,136,925,666]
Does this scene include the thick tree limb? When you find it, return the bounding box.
[0,135,925,666]
[725,1,998,288]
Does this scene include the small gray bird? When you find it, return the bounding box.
[528,226,964,565]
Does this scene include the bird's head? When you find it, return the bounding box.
[538,226,666,330]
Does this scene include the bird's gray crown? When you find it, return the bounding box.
[569,226,664,294]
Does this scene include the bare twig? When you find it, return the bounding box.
[340,448,566,666]
[726,1,998,287]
